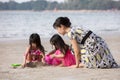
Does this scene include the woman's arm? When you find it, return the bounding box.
[70,39,80,68]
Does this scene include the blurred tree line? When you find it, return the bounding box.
[0,0,120,10]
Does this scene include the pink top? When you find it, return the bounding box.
[30,49,41,55]
[24,49,42,61]
[45,49,76,66]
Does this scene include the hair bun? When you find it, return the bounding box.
[64,17,71,26]
[53,17,71,28]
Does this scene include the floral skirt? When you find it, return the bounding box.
[80,33,118,68]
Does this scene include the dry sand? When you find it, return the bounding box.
[0,33,120,80]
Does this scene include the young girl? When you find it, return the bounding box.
[45,34,76,67]
[22,33,45,67]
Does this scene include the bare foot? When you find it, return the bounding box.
[79,63,84,68]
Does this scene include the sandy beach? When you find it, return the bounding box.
[0,33,120,80]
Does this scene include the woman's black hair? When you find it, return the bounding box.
[29,33,45,54]
[50,34,69,54]
[53,17,71,29]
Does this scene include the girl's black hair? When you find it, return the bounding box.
[53,17,71,29]
[50,34,69,54]
[29,33,45,54]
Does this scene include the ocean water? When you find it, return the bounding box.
[0,11,120,40]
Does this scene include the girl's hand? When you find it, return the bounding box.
[41,58,45,64]
[21,63,26,68]
[47,50,56,56]
[50,54,55,58]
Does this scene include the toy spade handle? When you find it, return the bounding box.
[11,64,21,67]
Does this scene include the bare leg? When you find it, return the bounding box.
[26,53,32,62]
[57,63,64,67]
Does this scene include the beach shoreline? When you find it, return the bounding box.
[0,9,120,12]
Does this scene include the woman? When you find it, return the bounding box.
[52,17,118,68]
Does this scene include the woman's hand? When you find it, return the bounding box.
[70,63,84,68]
[70,65,79,68]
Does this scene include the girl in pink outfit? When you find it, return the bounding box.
[45,34,76,67]
[22,33,45,67]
